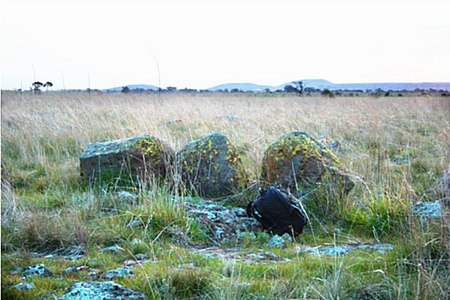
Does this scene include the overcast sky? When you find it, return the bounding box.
[2,0,449,90]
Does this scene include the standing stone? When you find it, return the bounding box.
[261,132,354,196]
[176,132,249,198]
[80,135,174,187]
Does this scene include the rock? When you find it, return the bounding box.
[176,132,249,198]
[192,247,288,263]
[14,282,35,291]
[22,264,53,278]
[261,132,354,196]
[297,243,394,256]
[80,135,174,187]
[413,199,449,223]
[64,266,90,274]
[100,244,124,254]
[185,200,263,243]
[266,235,286,248]
[58,281,146,300]
[134,253,148,261]
[103,267,134,280]
[127,219,145,228]
[118,191,138,202]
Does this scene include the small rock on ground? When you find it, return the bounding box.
[14,282,35,291]
[102,267,134,280]
[22,264,53,278]
[58,281,146,300]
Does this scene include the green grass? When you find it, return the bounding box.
[1,92,449,299]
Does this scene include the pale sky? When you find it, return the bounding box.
[2,0,449,90]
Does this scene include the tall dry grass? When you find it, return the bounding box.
[2,92,450,299]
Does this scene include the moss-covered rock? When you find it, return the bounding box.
[261,132,354,196]
[80,135,174,188]
[176,132,249,198]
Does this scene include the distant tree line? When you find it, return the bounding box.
[13,80,448,97]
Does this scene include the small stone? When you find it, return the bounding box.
[22,264,53,278]
[88,271,100,280]
[118,191,138,202]
[58,281,146,300]
[281,233,293,243]
[127,219,145,228]
[64,266,90,274]
[266,235,286,248]
[134,253,148,261]
[103,267,134,280]
[14,282,35,291]
[100,245,124,254]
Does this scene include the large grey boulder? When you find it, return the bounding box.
[261,132,354,196]
[80,135,174,187]
[176,133,249,198]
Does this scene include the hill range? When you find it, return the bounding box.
[107,79,450,92]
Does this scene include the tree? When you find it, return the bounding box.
[293,81,304,94]
[43,81,53,92]
[121,86,130,93]
[32,81,43,93]
[321,89,334,98]
[284,85,299,93]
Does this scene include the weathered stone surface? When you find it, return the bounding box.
[413,198,450,224]
[59,281,146,300]
[14,282,35,291]
[176,133,249,198]
[296,243,394,256]
[80,135,174,187]
[185,200,263,243]
[22,264,53,278]
[102,267,134,280]
[261,132,354,196]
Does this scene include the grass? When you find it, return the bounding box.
[1,91,449,299]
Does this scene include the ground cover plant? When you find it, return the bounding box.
[1,92,449,299]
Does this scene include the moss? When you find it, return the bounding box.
[177,133,249,198]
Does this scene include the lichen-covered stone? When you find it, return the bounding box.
[22,264,53,278]
[58,281,146,300]
[80,135,174,188]
[261,132,354,196]
[176,132,249,198]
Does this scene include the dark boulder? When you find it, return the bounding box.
[176,133,249,198]
[80,135,174,188]
[261,132,354,197]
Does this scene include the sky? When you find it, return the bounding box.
[2,0,450,90]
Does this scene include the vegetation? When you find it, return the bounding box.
[1,92,449,299]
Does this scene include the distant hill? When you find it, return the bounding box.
[209,80,450,92]
[208,82,273,92]
[105,84,160,92]
[104,80,450,93]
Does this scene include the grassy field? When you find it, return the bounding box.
[1,92,449,299]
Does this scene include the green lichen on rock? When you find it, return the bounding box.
[176,132,249,198]
[261,132,354,196]
[80,135,174,189]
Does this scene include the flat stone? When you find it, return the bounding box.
[297,243,394,256]
[14,282,35,291]
[22,264,53,278]
[58,281,146,300]
[100,245,124,254]
[103,267,134,280]
[266,235,286,248]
